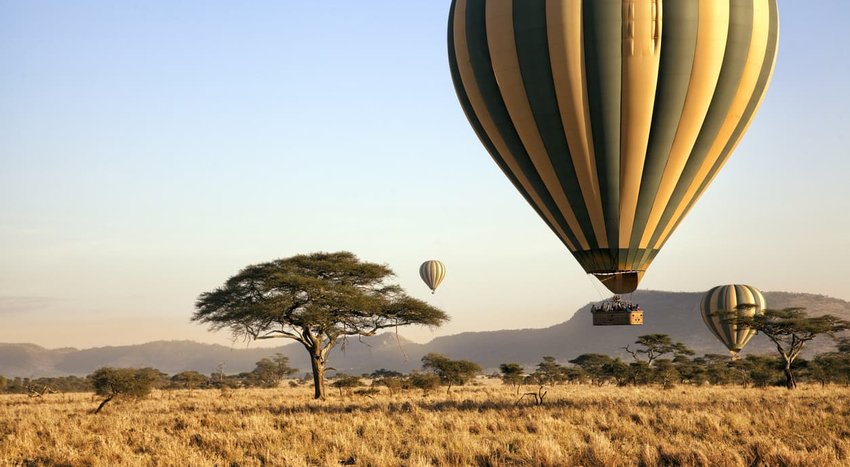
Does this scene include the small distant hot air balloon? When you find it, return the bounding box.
[448,0,779,294]
[419,260,446,294]
[700,284,766,358]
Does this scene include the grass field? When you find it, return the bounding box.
[2,383,849,466]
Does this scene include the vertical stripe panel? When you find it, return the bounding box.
[638,0,731,249]
[583,0,623,260]
[453,0,580,251]
[628,0,700,268]
[722,285,740,349]
[655,0,772,248]
[546,0,609,248]
[618,0,662,254]
[661,0,779,245]
[513,0,600,249]
[486,0,590,250]
[735,285,755,346]
[645,0,754,250]
[700,287,725,344]
[448,0,561,241]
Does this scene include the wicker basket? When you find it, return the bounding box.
[592,310,644,326]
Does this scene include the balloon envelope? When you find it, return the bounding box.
[448,0,779,293]
[419,260,447,293]
[700,284,766,354]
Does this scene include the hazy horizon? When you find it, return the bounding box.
[3,1,850,349]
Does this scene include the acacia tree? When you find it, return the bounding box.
[90,367,159,414]
[421,353,481,394]
[531,356,568,386]
[331,374,365,396]
[193,252,448,399]
[170,371,209,390]
[249,353,298,388]
[623,334,694,367]
[499,363,525,394]
[569,354,616,385]
[734,307,850,389]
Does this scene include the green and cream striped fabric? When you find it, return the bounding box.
[419,260,447,294]
[448,0,779,293]
[700,284,766,355]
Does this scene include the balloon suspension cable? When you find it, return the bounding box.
[586,274,606,301]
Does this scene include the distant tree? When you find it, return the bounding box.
[623,334,694,367]
[672,355,706,386]
[809,352,850,386]
[532,356,569,386]
[331,374,365,396]
[652,359,680,388]
[249,353,298,388]
[0,376,6,393]
[90,367,159,414]
[369,369,405,395]
[373,375,404,396]
[499,363,525,394]
[569,354,615,385]
[740,355,783,388]
[626,361,652,386]
[210,363,227,388]
[837,337,850,353]
[695,354,738,386]
[370,369,404,379]
[5,377,24,394]
[408,372,440,395]
[602,358,630,386]
[34,376,92,393]
[734,307,850,389]
[562,366,587,384]
[193,252,448,400]
[421,353,481,394]
[517,357,567,405]
[137,368,170,389]
[170,371,209,390]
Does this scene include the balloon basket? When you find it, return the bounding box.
[591,296,644,326]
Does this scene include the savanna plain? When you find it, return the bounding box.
[2,383,849,467]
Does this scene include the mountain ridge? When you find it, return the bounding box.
[2,290,848,377]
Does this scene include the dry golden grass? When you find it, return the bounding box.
[2,382,849,466]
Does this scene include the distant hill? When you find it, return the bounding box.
[1,291,848,377]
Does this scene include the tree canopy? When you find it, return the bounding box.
[248,354,298,388]
[421,353,481,393]
[90,367,160,414]
[734,307,850,389]
[193,251,448,399]
[623,334,694,366]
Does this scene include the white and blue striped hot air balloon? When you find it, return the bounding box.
[700,284,766,357]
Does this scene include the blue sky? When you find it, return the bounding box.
[2,1,849,348]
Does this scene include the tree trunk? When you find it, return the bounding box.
[784,362,796,390]
[94,395,114,414]
[310,354,326,400]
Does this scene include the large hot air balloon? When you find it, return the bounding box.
[448,0,779,294]
[419,260,446,294]
[700,284,766,357]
